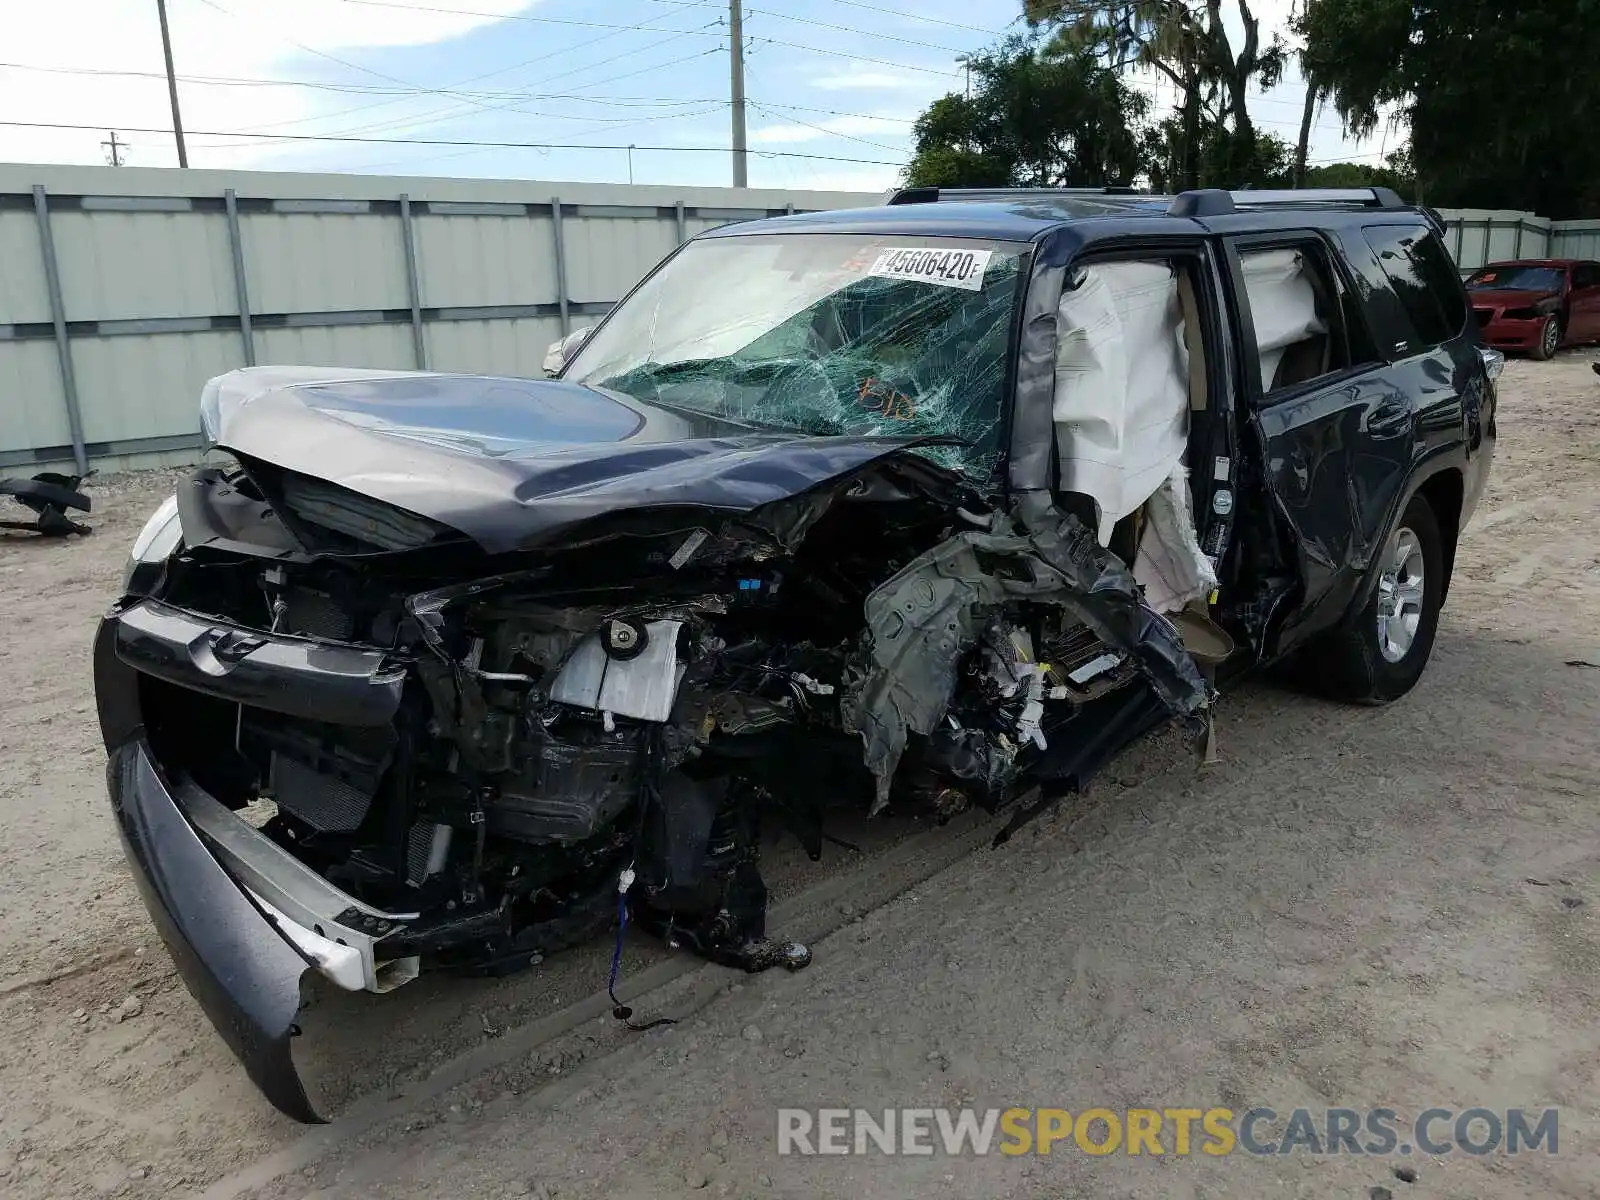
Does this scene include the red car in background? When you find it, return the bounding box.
[1466,259,1600,360]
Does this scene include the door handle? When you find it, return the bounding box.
[1367,399,1412,436]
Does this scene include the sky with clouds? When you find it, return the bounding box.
[0,0,1394,193]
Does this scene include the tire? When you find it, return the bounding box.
[1305,494,1445,705]
[1532,315,1561,361]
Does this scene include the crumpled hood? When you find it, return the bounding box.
[198,367,939,554]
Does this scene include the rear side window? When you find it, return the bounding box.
[1361,225,1468,350]
[1235,241,1380,401]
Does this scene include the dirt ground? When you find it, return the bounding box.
[1,353,1598,1200]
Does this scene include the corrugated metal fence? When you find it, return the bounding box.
[0,163,876,474]
[2,165,1596,475]
[1441,209,1600,271]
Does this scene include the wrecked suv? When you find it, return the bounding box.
[95,185,1496,1120]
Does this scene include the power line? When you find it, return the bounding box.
[312,0,724,36]
[229,0,715,133]
[0,119,908,165]
[746,100,906,154]
[431,0,711,89]
[0,61,929,126]
[164,102,730,153]
[193,0,723,143]
[192,0,422,92]
[320,0,981,57]
[798,0,1014,36]
[526,25,722,93]
[749,35,962,78]
[246,34,725,142]
[746,7,970,56]
[755,99,916,125]
[636,0,1011,37]
[1307,148,1395,165]
[306,0,965,82]
[328,29,723,137]
[0,60,723,108]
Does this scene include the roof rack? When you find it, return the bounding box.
[885,185,1147,206]
[1168,186,1409,217]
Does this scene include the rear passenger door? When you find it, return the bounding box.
[1222,230,1413,646]
[1306,222,1482,636]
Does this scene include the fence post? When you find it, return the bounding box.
[1513,219,1524,258]
[223,188,256,367]
[675,200,687,246]
[550,196,571,337]
[31,186,88,475]
[399,194,428,370]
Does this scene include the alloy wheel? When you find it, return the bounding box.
[1376,526,1426,663]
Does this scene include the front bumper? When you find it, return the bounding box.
[97,615,419,1123]
[1476,314,1548,352]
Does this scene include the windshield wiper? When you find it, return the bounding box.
[640,390,806,435]
[602,357,727,386]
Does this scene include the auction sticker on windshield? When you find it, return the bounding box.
[869,247,993,291]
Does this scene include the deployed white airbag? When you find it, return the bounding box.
[1240,248,1327,391]
[1133,463,1219,614]
[1053,261,1190,544]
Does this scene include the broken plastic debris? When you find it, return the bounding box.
[792,672,835,696]
[669,528,710,569]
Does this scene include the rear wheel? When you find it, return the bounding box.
[1532,315,1561,361]
[1305,494,1445,705]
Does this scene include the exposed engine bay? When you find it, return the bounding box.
[132,448,1208,981]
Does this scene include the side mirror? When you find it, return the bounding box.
[543,326,595,377]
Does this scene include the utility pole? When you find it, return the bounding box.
[627,144,636,185]
[102,131,127,166]
[155,0,189,167]
[729,0,747,188]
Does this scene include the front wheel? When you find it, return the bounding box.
[1305,494,1445,705]
[1532,315,1561,361]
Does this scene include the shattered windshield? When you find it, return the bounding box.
[564,233,1028,476]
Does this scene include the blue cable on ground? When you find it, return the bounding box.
[608,873,675,1031]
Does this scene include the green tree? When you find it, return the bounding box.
[1026,1,1209,188]
[1027,1,1286,188]
[1303,151,1416,197]
[1297,0,1600,216]
[903,38,1151,189]
[1287,0,1327,188]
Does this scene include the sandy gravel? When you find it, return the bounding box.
[1,353,1597,1199]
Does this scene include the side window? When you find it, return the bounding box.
[1575,263,1600,290]
[1236,240,1379,400]
[1360,225,1468,350]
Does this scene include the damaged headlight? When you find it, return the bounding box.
[122,493,182,595]
[1505,297,1560,319]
